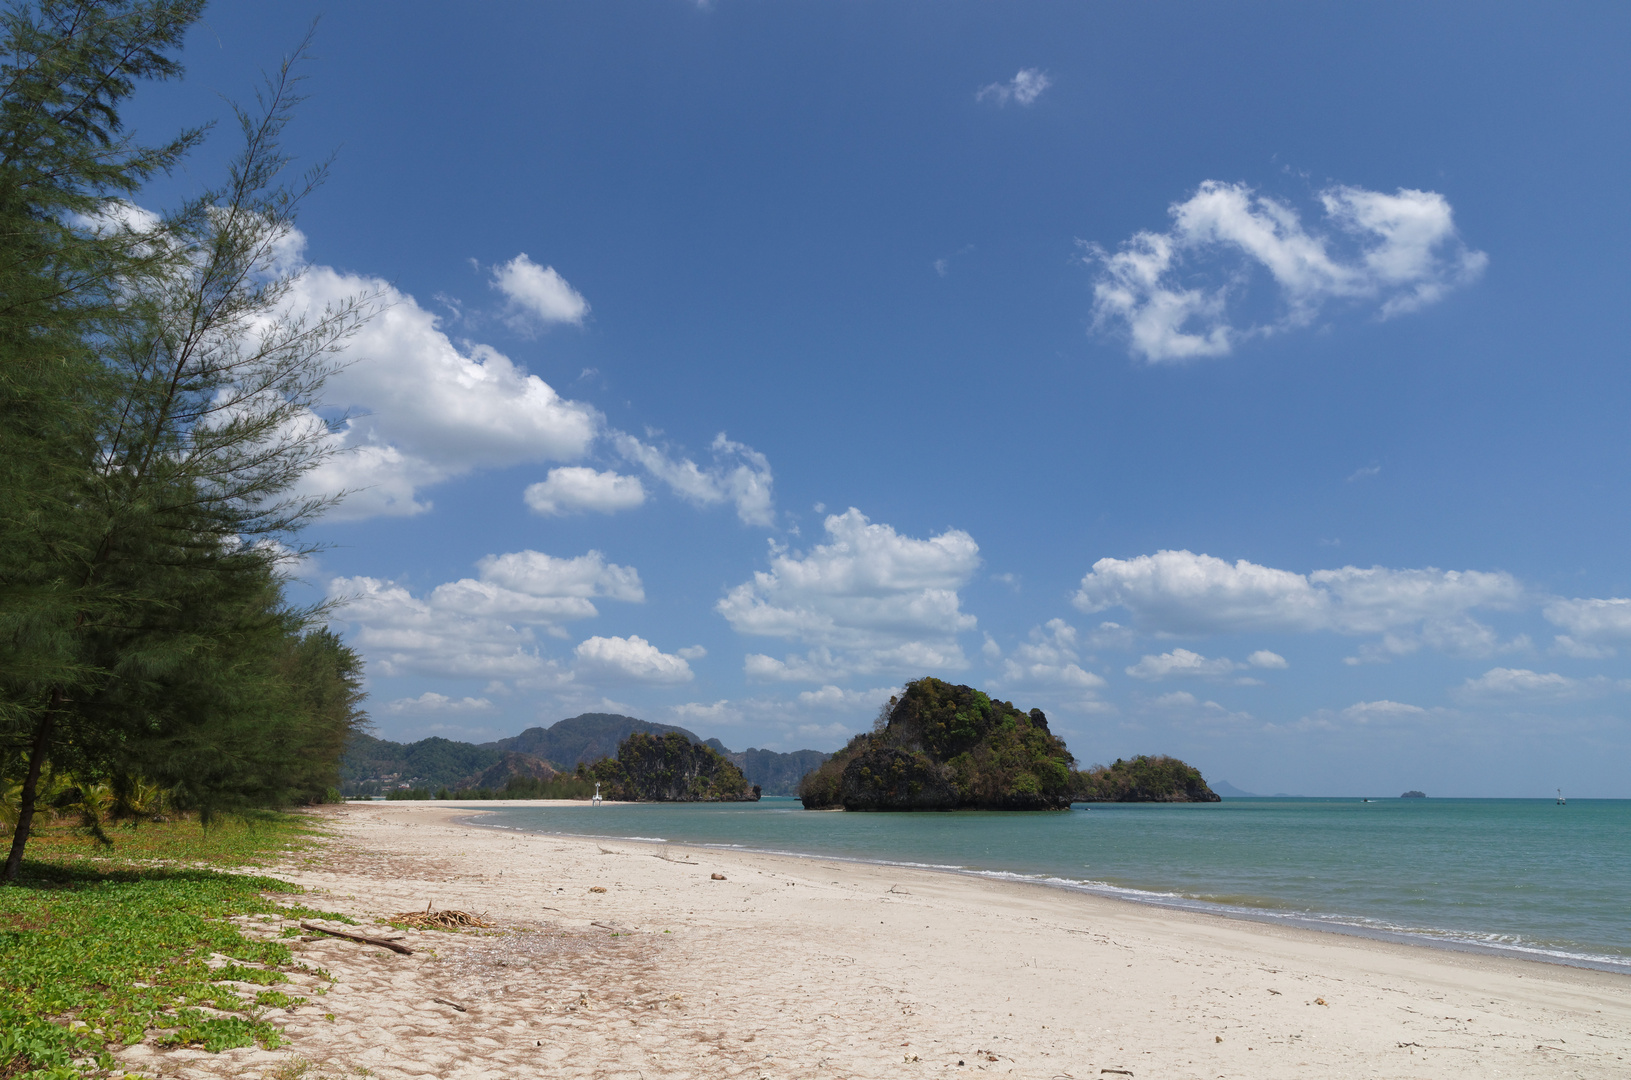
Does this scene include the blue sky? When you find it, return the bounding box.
[133,2,1631,795]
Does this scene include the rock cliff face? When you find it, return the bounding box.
[1073,755,1220,803]
[799,678,1075,811]
[590,732,760,802]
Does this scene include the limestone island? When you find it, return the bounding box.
[798,677,1218,810]
[585,731,760,802]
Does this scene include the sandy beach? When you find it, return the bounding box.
[122,801,1631,1079]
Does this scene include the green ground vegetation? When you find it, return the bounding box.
[0,812,346,1078]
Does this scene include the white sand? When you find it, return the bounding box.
[121,801,1631,1079]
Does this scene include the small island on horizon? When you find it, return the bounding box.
[800,677,1220,810]
[1401,790,1427,798]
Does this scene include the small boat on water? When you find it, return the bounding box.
[1557,788,1566,805]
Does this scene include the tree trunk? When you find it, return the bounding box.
[2,692,57,884]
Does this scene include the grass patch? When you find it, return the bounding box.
[0,812,338,1077]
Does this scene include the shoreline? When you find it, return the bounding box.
[142,800,1630,1079]
[447,800,1631,978]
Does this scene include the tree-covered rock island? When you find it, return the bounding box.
[800,678,1076,810]
[586,732,760,802]
[799,677,1219,810]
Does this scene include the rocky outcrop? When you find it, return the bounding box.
[799,678,1076,811]
[1073,755,1220,803]
[591,732,759,802]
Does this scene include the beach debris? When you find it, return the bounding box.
[1315,997,1328,1006]
[431,997,467,1012]
[589,886,608,893]
[392,904,494,930]
[298,921,414,955]
[1101,1071,1134,1077]
[711,872,726,880]
[1215,1036,1223,1043]
[1267,989,1281,995]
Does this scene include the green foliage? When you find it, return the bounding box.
[0,2,373,879]
[0,812,327,1076]
[799,678,1076,811]
[340,734,506,797]
[1072,755,1221,803]
[589,732,758,802]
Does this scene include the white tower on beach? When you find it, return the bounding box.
[593,781,602,807]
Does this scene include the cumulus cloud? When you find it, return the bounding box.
[385,692,494,714]
[1292,699,1432,732]
[719,508,980,682]
[1086,180,1487,362]
[492,253,590,329]
[330,549,642,678]
[1247,650,1288,669]
[1126,648,1241,681]
[994,619,1107,691]
[283,247,601,520]
[614,431,775,526]
[1459,667,1579,697]
[1076,550,1523,658]
[524,466,646,516]
[573,635,694,684]
[1544,597,1631,641]
[977,68,1051,106]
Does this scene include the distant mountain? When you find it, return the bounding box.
[483,713,700,768]
[340,733,506,795]
[344,713,831,797]
[706,739,831,796]
[1211,780,1259,798]
[465,752,558,792]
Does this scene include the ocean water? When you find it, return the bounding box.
[471,797,1631,973]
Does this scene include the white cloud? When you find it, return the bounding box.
[1550,635,1615,659]
[1126,648,1239,681]
[1544,597,1631,641]
[676,645,708,660]
[977,68,1051,106]
[1459,667,1581,697]
[573,635,694,684]
[1341,699,1426,723]
[1086,180,1487,362]
[330,549,642,678]
[995,619,1107,690]
[474,549,644,604]
[524,466,646,516]
[719,508,981,682]
[1075,551,1523,653]
[491,253,590,328]
[1247,649,1288,669]
[614,431,775,526]
[385,692,495,715]
[284,252,601,521]
[797,685,900,710]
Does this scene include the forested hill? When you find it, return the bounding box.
[342,713,829,796]
[486,714,700,768]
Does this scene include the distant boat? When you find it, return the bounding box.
[1557,788,1566,805]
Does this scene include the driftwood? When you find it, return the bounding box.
[432,997,467,1012]
[299,921,414,955]
[392,904,494,930]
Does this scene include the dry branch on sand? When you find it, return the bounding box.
[390,904,494,930]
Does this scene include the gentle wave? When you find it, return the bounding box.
[456,802,1631,978]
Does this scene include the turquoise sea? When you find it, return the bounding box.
[471,797,1631,973]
